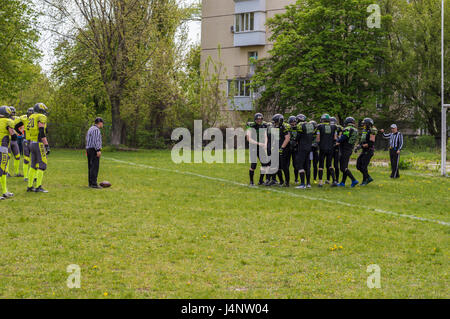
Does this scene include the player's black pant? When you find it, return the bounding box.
[87,148,100,186]
[340,149,356,184]
[357,149,374,182]
[280,148,296,185]
[389,149,400,178]
[249,146,270,184]
[296,148,312,185]
[290,147,298,182]
[332,146,340,181]
[319,149,336,182]
[311,148,319,180]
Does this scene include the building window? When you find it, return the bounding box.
[248,51,258,62]
[235,12,255,33]
[228,79,252,97]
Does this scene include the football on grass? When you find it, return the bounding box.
[100,181,112,188]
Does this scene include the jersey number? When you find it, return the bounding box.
[27,119,35,130]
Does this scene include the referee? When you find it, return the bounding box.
[381,124,403,178]
[86,117,104,188]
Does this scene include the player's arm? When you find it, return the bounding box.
[14,121,24,135]
[38,121,50,154]
[246,129,260,146]
[336,130,349,146]
[281,132,290,149]
[8,127,16,140]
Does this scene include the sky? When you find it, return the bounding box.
[37,0,201,74]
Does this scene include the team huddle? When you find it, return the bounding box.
[0,103,50,200]
[246,113,378,189]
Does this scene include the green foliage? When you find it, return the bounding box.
[398,158,413,170]
[384,0,450,138]
[0,0,40,100]
[252,0,391,121]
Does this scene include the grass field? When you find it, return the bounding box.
[0,149,449,299]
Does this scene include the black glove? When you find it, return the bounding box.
[45,144,50,155]
[11,134,17,141]
[279,148,284,155]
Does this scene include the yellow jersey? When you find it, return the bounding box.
[0,118,14,148]
[27,113,48,143]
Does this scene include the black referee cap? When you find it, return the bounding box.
[95,117,104,124]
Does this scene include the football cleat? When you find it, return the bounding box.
[34,186,49,193]
[351,180,359,188]
[295,184,306,189]
[306,184,312,189]
[366,177,374,184]
[331,182,338,187]
[27,187,35,192]
[3,192,14,198]
[338,182,346,187]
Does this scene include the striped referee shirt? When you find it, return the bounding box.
[382,131,403,151]
[86,125,102,151]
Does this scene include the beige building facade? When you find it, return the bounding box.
[201,0,294,120]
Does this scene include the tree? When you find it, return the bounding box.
[387,0,450,143]
[42,0,187,145]
[0,0,40,101]
[251,0,391,122]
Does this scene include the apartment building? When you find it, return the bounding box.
[201,0,294,118]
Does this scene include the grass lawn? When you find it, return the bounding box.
[0,149,448,298]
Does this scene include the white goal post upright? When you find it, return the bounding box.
[442,0,449,177]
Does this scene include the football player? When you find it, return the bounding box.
[295,114,315,189]
[5,106,21,177]
[21,108,34,181]
[330,117,342,183]
[271,114,290,187]
[335,117,359,188]
[356,118,377,186]
[246,113,269,186]
[27,103,50,193]
[310,120,319,182]
[316,114,338,187]
[287,116,299,184]
[0,106,16,199]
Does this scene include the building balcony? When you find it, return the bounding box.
[234,0,266,14]
[233,64,256,78]
[234,30,266,47]
[229,96,254,111]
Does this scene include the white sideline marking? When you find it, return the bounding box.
[105,157,450,227]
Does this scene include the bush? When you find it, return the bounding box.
[398,158,413,170]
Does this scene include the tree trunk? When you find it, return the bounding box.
[110,94,123,146]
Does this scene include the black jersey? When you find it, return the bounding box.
[339,125,358,153]
[317,123,337,151]
[267,122,290,150]
[296,121,316,151]
[246,121,268,144]
[360,127,378,150]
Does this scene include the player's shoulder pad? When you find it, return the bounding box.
[38,114,48,123]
